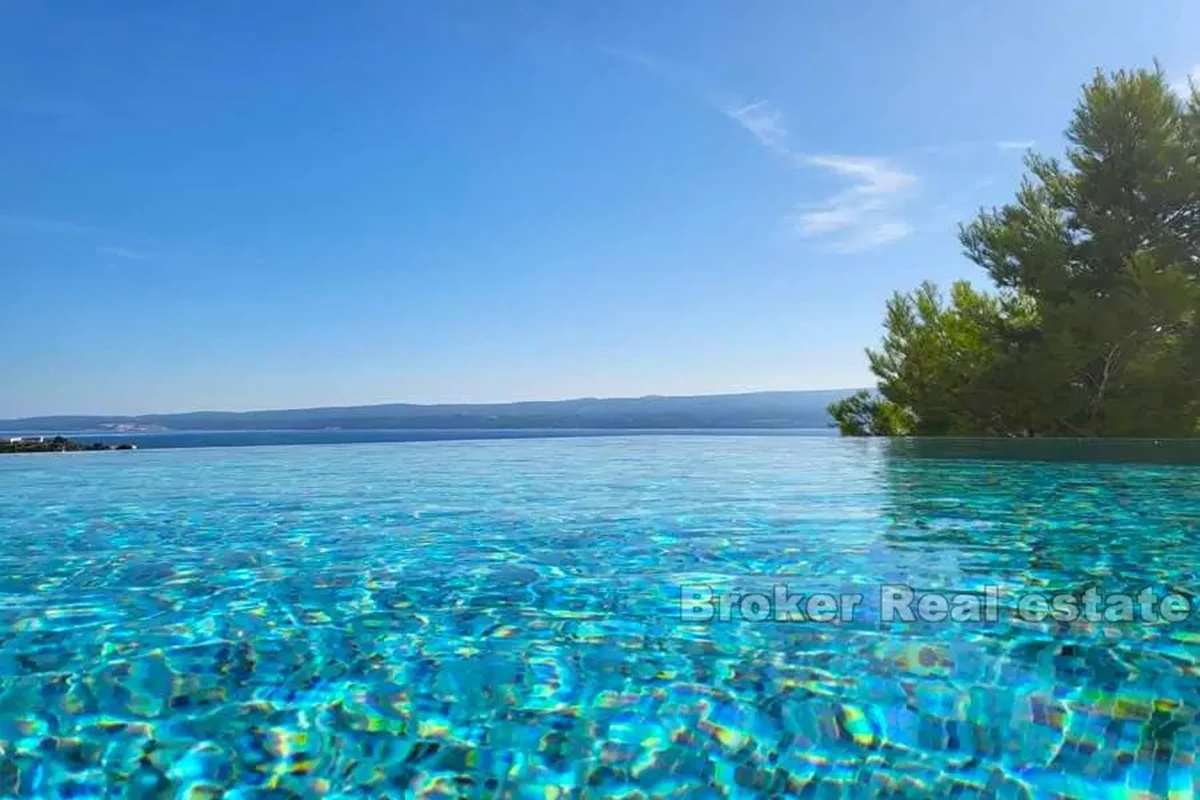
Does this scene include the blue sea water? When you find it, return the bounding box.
[31,427,838,450]
[0,436,1198,797]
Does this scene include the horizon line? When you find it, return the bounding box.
[1,386,867,422]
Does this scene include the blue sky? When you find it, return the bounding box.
[3,1,1198,416]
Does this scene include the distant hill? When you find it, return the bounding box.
[0,390,859,432]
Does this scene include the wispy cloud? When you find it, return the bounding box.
[791,155,917,252]
[894,139,1036,158]
[600,47,1027,252]
[96,245,147,260]
[1,213,156,263]
[598,45,732,114]
[717,96,920,250]
[804,155,917,195]
[833,221,913,253]
[723,100,791,154]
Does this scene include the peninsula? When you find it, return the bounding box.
[1,436,136,454]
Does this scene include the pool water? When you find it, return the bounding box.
[0,436,1197,797]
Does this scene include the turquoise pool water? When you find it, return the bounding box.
[0,436,1197,797]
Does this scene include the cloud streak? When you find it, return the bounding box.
[721,99,918,251]
[791,155,917,252]
[804,155,916,195]
[602,49,1026,252]
[2,212,156,264]
[96,245,147,260]
[723,100,791,154]
[833,221,912,253]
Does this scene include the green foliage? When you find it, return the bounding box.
[845,66,1200,437]
[864,280,1027,435]
[828,390,915,436]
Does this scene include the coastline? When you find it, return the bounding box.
[0,427,840,452]
[1,436,137,454]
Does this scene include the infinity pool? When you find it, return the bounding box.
[0,437,1197,797]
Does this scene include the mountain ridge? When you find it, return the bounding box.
[0,389,860,432]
